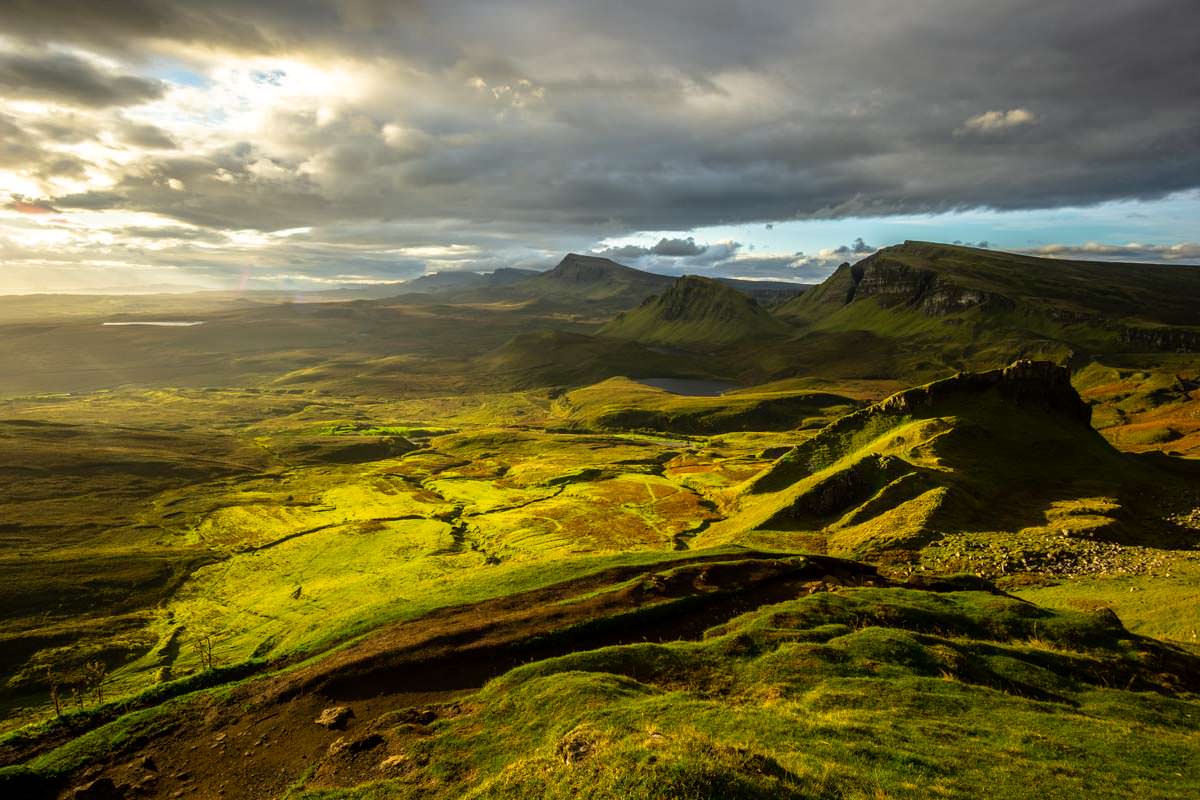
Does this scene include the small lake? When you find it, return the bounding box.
[102,321,206,327]
[634,378,738,396]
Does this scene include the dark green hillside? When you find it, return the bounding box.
[773,242,1200,377]
[478,330,710,388]
[602,275,789,348]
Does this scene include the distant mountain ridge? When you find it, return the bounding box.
[394,267,540,295]
[771,241,1200,379]
[384,253,808,310]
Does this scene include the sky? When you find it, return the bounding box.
[0,0,1197,293]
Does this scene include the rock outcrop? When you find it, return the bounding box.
[749,360,1091,494]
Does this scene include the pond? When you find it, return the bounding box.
[102,321,206,327]
[633,378,737,396]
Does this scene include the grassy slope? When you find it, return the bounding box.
[703,363,1199,574]
[1075,361,1200,458]
[283,585,1200,799]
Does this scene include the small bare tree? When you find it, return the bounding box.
[81,660,108,705]
[197,632,217,671]
[45,666,62,717]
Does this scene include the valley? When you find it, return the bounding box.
[1,243,1198,799]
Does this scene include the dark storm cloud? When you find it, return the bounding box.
[0,50,165,107]
[2,0,1199,285]
[18,1,1200,235]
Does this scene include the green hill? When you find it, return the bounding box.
[773,242,1200,377]
[514,253,674,306]
[602,275,789,348]
[561,376,859,434]
[706,360,1198,562]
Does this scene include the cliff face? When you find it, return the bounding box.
[652,276,757,323]
[848,255,1014,316]
[774,242,1200,356]
[1119,326,1200,352]
[872,359,1091,425]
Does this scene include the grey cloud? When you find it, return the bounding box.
[16,2,1200,236]
[36,155,91,180]
[597,244,652,260]
[650,236,706,257]
[119,226,229,243]
[0,50,164,107]
[832,237,873,256]
[0,115,42,168]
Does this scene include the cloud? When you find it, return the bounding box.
[597,243,653,260]
[828,237,874,256]
[0,1,1198,290]
[650,236,707,256]
[0,49,164,107]
[597,236,710,260]
[5,196,60,214]
[958,108,1038,135]
[118,121,178,149]
[1021,241,1200,263]
[119,225,228,243]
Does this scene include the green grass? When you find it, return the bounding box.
[1014,557,1200,648]
[286,586,1200,799]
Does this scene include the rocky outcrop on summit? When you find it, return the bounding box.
[871,360,1091,424]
